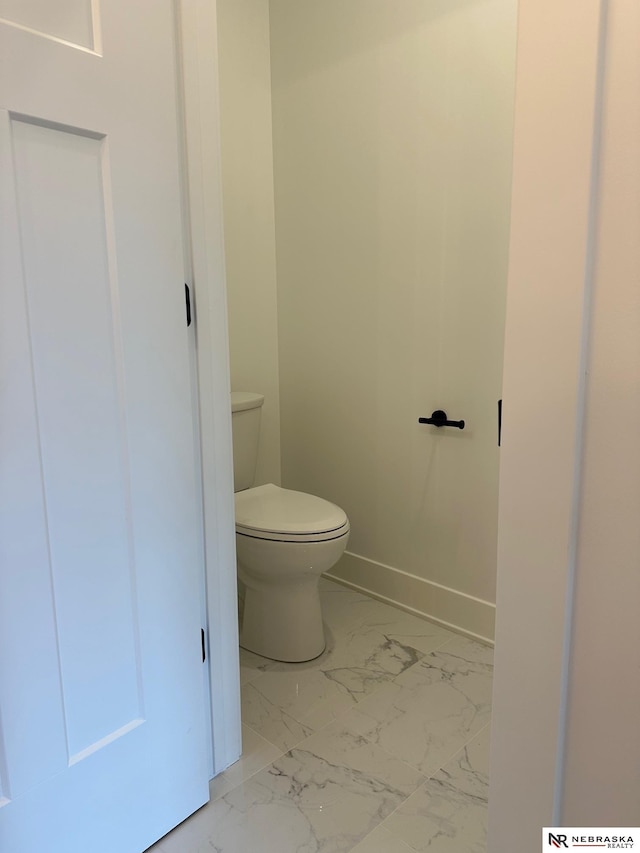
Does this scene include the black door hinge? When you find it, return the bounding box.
[201,627,206,663]
[498,399,503,447]
[185,283,192,327]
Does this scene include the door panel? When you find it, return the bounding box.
[0,3,209,851]
[0,0,95,51]
[11,117,143,762]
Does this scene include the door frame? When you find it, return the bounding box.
[179,0,620,809]
[178,0,241,775]
[488,0,608,845]
[177,0,611,787]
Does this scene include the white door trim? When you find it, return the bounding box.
[177,0,241,775]
[488,0,607,845]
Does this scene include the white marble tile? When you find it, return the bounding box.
[239,647,277,686]
[317,594,440,702]
[375,617,457,658]
[321,584,457,656]
[382,725,491,852]
[319,627,424,682]
[434,723,491,798]
[160,721,425,853]
[156,592,491,853]
[320,585,406,637]
[350,824,415,853]
[241,582,450,719]
[294,719,426,797]
[241,667,355,749]
[240,679,316,752]
[420,633,494,668]
[242,630,424,743]
[238,587,430,749]
[209,725,283,801]
[240,591,479,755]
[340,637,493,777]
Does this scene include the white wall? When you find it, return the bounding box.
[270,0,516,640]
[488,0,640,846]
[217,0,281,486]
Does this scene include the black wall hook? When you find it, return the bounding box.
[418,410,465,430]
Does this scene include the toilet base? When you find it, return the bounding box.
[239,580,326,662]
[235,527,349,663]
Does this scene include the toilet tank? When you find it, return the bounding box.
[231,392,265,491]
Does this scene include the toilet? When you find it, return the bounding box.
[231,391,350,662]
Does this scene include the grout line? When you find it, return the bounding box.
[239,708,308,754]
[352,824,417,853]
[239,668,269,688]
[366,719,493,839]
[209,751,286,804]
[240,721,287,755]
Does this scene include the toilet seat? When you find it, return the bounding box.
[235,483,350,543]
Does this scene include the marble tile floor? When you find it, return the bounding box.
[149,578,493,853]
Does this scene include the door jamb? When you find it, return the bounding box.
[177,0,241,776]
[488,0,606,842]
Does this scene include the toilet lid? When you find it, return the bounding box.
[235,483,348,535]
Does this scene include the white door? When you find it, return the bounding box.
[0,3,209,852]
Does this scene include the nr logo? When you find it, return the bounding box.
[549,834,569,849]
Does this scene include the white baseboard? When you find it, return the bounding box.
[325,551,496,645]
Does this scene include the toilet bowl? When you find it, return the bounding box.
[236,484,349,661]
[231,393,350,662]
